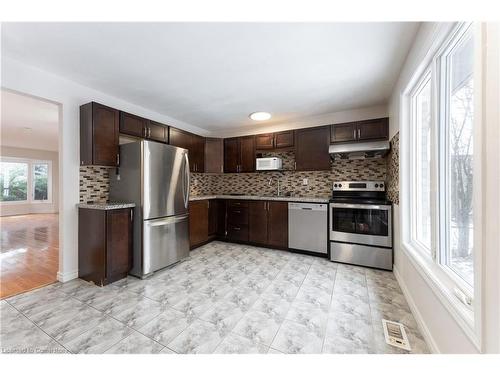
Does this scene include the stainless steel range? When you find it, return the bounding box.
[329,181,393,270]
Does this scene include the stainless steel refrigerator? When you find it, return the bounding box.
[110,140,190,278]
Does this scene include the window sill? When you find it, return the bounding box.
[400,241,480,350]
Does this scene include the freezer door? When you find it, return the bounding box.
[143,141,189,220]
[141,214,190,277]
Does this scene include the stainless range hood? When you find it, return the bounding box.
[329,140,390,160]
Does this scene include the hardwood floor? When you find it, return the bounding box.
[0,214,59,299]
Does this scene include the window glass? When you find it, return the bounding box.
[412,74,432,253]
[33,163,49,201]
[0,162,28,202]
[444,29,474,286]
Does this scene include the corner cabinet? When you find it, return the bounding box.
[80,102,120,167]
[330,117,388,143]
[224,136,256,173]
[295,126,331,171]
[169,127,205,173]
[78,207,133,286]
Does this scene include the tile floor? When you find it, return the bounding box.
[0,241,429,354]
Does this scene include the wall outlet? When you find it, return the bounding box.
[302,178,308,185]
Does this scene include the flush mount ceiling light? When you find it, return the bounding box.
[249,112,271,121]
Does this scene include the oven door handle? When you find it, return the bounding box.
[330,203,391,210]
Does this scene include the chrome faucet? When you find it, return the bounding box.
[268,177,281,197]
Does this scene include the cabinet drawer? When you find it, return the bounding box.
[227,200,249,208]
[227,206,249,225]
[227,224,249,242]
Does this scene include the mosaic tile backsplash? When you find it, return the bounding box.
[79,166,110,203]
[386,132,399,205]
[190,154,387,198]
[80,148,395,203]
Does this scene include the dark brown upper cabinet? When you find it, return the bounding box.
[330,117,389,144]
[205,138,224,173]
[80,102,119,167]
[148,120,169,143]
[255,133,275,150]
[169,127,205,172]
[274,130,294,149]
[119,111,168,143]
[255,130,294,151]
[224,136,255,173]
[356,118,389,141]
[295,126,331,171]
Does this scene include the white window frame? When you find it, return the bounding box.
[0,156,53,205]
[400,22,482,350]
[408,68,435,258]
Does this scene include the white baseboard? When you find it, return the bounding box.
[394,266,440,354]
[57,269,78,283]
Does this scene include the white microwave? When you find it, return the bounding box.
[256,157,282,171]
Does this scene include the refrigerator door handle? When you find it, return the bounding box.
[183,152,190,209]
[146,214,189,227]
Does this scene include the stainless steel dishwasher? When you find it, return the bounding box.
[288,202,328,254]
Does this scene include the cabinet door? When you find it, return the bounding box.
[119,111,147,138]
[224,138,240,173]
[274,130,294,148]
[169,127,192,150]
[255,133,274,150]
[148,120,168,143]
[215,200,227,237]
[330,122,357,143]
[208,199,218,236]
[267,201,288,248]
[78,208,106,285]
[189,200,209,248]
[92,103,119,166]
[106,209,132,282]
[226,224,249,242]
[357,118,389,141]
[239,136,256,172]
[191,134,205,173]
[205,138,224,173]
[249,201,268,245]
[295,126,331,171]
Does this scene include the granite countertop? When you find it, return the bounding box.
[189,195,330,203]
[77,202,136,210]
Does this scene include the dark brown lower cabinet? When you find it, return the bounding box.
[78,208,132,286]
[189,200,209,248]
[267,201,288,248]
[249,201,268,245]
[226,201,249,242]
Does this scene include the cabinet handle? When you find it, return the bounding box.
[233,227,241,231]
[353,129,357,140]
[130,209,133,221]
[149,127,152,137]
[143,127,147,137]
[358,129,361,139]
[207,200,210,209]
[117,153,120,165]
[234,210,241,214]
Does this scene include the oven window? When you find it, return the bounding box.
[332,207,388,236]
[332,208,356,233]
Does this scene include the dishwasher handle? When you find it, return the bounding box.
[288,203,327,211]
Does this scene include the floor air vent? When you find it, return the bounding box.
[382,319,411,351]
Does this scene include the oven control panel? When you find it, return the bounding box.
[332,181,385,191]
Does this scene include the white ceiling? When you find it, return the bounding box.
[1,22,419,134]
[1,90,59,151]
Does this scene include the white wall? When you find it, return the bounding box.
[0,146,59,216]
[389,22,500,353]
[1,56,207,282]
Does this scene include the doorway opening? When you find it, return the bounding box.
[0,89,60,298]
